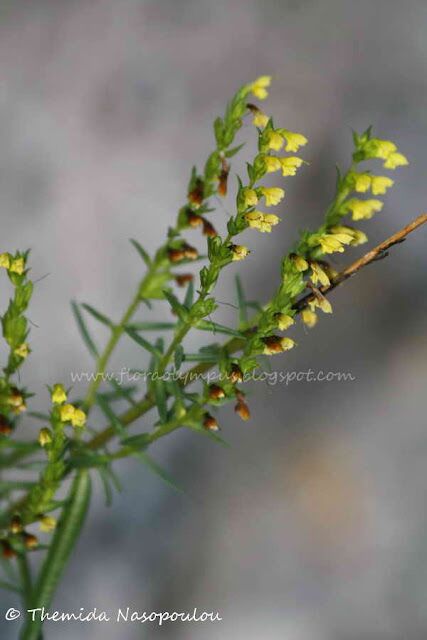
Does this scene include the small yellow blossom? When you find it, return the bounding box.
[369,139,397,159]
[281,131,308,153]
[0,253,10,269]
[243,188,258,207]
[250,75,271,100]
[38,427,52,447]
[309,297,333,314]
[275,313,295,331]
[260,187,285,207]
[302,308,318,328]
[318,233,352,254]
[252,110,269,128]
[231,245,250,261]
[39,515,56,533]
[9,258,25,275]
[279,156,304,176]
[351,229,368,246]
[14,343,29,359]
[267,131,284,151]
[51,383,67,405]
[345,198,383,221]
[310,262,330,287]
[353,173,371,193]
[245,211,280,233]
[291,254,309,272]
[59,403,75,422]
[71,408,86,428]
[383,152,409,169]
[263,156,282,173]
[371,176,394,194]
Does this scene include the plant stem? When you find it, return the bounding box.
[16,553,32,609]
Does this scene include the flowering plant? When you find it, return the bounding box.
[0,76,424,640]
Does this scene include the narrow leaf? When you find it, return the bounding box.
[126,322,175,331]
[125,328,162,357]
[153,379,168,423]
[235,275,248,324]
[134,451,183,493]
[130,238,151,267]
[195,320,244,337]
[96,396,126,437]
[71,301,99,357]
[183,280,194,309]
[81,303,113,328]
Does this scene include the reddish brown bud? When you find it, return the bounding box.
[167,248,185,263]
[262,336,283,354]
[0,414,12,436]
[202,219,217,238]
[10,515,23,534]
[218,167,229,197]
[208,384,225,401]
[188,179,204,208]
[187,212,203,228]
[2,541,16,559]
[23,532,38,550]
[175,273,194,287]
[203,413,219,432]
[228,363,243,384]
[182,244,199,261]
[235,400,251,421]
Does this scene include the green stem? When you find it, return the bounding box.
[17,553,32,609]
[19,471,91,640]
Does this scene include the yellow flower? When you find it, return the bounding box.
[252,111,269,128]
[250,75,271,100]
[38,427,52,447]
[310,262,330,287]
[39,515,56,533]
[266,131,284,151]
[71,408,86,428]
[291,254,309,272]
[276,313,295,331]
[353,173,371,193]
[263,156,282,173]
[245,211,280,233]
[281,131,308,152]
[51,383,67,405]
[351,229,368,246]
[231,245,250,261]
[309,297,333,314]
[369,139,397,159]
[14,343,29,359]
[318,233,352,254]
[260,187,285,206]
[383,152,409,169]
[345,198,383,221]
[0,253,10,269]
[302,309,317,328]
[281,337,295,351]
[279,156,304,176]
[370,176,394,194]
[9,258,25,275]
[59,403,75,422]
[243,188,258,207]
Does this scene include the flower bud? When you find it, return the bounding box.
[175,273,194,287]
[1,541,16,559]
[188,179,204,208]
[235,400,250,421]
[228,363,243,384]
[187,212,203,228]
[23,532,38,550]
[290,253,308,272]
[51,383,67,405]
[167,248,185,263]
[39,515,57,533]
[202,219,217,237]
[10,515,23,534]
[0,415,13,436]
[38,427,52,447]
[203,413,219,432]
[182,244,199,261]
[208,384,225,401]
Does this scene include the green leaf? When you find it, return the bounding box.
[0,579,21,594]
[71,301,99,358]
[153,379,168,423]
[163,290,188,321]
[183,280,194,309]
[97,466,113,507]
[121,433,151,450]
[225,142,245,158]
[81,303,113,329]
[107,379,137,407]
[20,471,91,640]
[125,322,175,331]
[134,451,183,493]
[195,319,244,338]
[125,328,162,357]
[129,238,151,267]
[235,275,248,324]
[188,423,230,447]
[96,396,126,437]
[174,344,184,370]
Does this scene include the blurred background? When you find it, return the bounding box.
[0,0,426,638]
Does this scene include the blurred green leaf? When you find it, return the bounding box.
[81,304,113,329]
[71,301,99,357]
